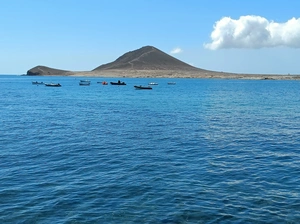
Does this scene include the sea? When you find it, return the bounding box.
[1,75,300,223]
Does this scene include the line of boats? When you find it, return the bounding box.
[32,80,176,89]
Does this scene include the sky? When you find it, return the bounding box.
[2,0,300,75]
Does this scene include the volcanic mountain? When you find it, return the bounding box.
[25,46,300,79]
[26,46,206,76]
[27,66,72,76]
[93,46,201,71]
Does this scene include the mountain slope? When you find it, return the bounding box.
[27,66,71,76]
[93,46,203,71]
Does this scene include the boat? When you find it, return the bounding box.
[110,80,126,85]
[32,81,44,85]
[167,82,176,85]
[97,81,108,85]
[134,85,152,90]
[79,80,91,86]
[148,82,158,85]
[44,83,61,87]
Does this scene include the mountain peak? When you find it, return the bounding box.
[93,46,201,71]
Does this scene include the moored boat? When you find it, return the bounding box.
[134,85,152,90]
[148,82,158,85]
[110,80,126,85]
[97,81,108,85]
[44,83,61,87]
[32,81,44,85]
[79,80,91,86]
[167,82,176,85]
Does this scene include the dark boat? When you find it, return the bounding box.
[134,85,152,90]
[44,83,61,87]
[110,80,126,85]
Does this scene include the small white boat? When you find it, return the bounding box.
[44,83,61,87]
[79,80,91,86]
[148,82,158,85]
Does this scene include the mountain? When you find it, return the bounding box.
[27,66,72,76]
[26,46,206,76]
[24,47,300,79]
[93,46,202,71]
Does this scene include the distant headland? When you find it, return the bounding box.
[26,46,300,80]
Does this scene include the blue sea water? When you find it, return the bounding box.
[1,75,300,223]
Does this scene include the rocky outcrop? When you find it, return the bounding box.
[27,66,71,76]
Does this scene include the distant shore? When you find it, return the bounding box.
[25,45,300,80]
[51,69,300,80]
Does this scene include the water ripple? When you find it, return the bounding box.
[1,77,300,223]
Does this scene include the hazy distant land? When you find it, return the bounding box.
[26,46,300,80]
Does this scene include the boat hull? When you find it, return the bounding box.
[79,83,90,86]
[134,85,152,90]
[79,80,91,86]
[44,83,61,87]
[32,81,44,85]
[110,82,126,85]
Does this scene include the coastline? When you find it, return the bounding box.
[45,70,300,80]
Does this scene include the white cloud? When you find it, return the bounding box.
[204,15,300,50]
[170,47,183,54]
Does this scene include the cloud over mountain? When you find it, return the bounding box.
[204,15,300,50]
[170,47,183,54]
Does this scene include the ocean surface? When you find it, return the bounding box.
[1,75,300,223]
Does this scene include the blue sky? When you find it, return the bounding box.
[2,0,300,74]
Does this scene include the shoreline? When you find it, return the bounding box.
[59,70,300,80]
[30,70,300,80]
